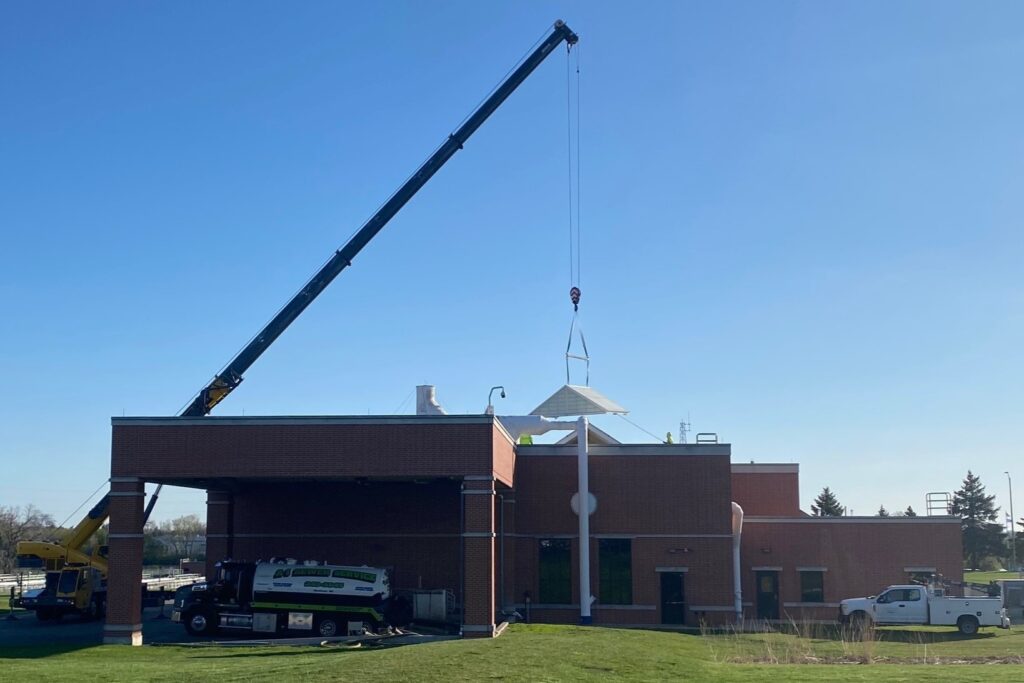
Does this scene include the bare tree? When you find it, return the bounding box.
[160,515,206,559]
[0,505,56,573]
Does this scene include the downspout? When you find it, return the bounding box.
[731,502,744,625]
[498,493,505,615]
[578,416,593,624]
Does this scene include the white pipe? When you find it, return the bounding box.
[578,416,593,624]
[497,415,577,442]
[731,502,744,625]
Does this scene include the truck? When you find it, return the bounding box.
[172,559,406,637]
[839,584,1011,635]
[12,497,110,621]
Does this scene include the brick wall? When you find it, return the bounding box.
[731,467,801,516]
[740,517,963,621]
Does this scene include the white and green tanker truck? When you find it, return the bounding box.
[173,558,408,637]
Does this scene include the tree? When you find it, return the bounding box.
[877,505,890,517]
[811,487,845,517]
[160,515,206,559]
[0,505,56,573]
[950,471,1005,569]
[904,506,917,517]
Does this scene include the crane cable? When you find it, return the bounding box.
[564,43,589,385]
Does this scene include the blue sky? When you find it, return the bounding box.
[1,1,1022,525]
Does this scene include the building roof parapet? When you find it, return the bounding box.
[731,463,799,474]
[517,444,730,457]
[745,516,960,524]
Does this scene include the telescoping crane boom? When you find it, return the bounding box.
[182,19,579,418]
[18,20,579,569]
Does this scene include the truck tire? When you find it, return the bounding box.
[316,617,340,638]
[183,608,218,637]
[957,616,979,636]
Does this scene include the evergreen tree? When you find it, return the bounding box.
[877,505,890,517]
[811,487,845,517]
[904,505,917,517]
[950,471,1005,569]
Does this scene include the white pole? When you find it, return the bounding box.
[1007,472,1016,573]
[577,416,592,624]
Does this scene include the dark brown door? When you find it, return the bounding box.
[660,572,686,625]
[755,571,780,620]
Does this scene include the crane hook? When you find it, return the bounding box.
[570,286,581,311]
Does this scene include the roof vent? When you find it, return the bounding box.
[416,385,447,416]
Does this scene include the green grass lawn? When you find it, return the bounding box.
[1,624,1022,682]
[964,570,1024,584]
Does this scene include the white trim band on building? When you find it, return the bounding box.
[783,602,840,608]
[108,533,145,539]
[796,566,828,572]
[655,567,690,573]
[689,605,736,612]
[751,566,782,571]
[462,532,497,538]
[461,624,497,633]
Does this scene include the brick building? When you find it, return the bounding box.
[103,413,961,644]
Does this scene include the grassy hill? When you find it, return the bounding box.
[2,623,1023,682]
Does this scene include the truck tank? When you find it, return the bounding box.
[251,561,389,606]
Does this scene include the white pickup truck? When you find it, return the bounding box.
[839,585,1010,635]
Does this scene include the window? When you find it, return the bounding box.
[538,539,571,604]
[799,571,824,603]
[599,539,632,605]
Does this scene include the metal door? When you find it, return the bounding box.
[755,571,780,620]
[660,572,686,625]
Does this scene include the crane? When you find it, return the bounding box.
[15,19,579,620]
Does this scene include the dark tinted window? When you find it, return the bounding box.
[799,571,824,603]
[599,539,632,605]
[538,539,571,604]
[58,570,79,594]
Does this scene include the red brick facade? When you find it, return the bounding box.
[106,416,963,643]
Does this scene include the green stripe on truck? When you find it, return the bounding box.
[249,602,382,620]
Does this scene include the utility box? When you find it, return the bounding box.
[412,589,453,623]
[998,580,1024,622]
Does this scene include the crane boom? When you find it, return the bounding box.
[20,21,578,568]
[181,20,579,417]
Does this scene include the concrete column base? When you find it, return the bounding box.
[461,624,497,638]
[103,624,143,645]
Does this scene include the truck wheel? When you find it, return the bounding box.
[183,608,218,636]
[957,616,979,636]
[316,617,339,638]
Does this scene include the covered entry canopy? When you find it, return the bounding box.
[110,414,516,488]
[104,414,515,645]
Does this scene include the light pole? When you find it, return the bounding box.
[1006,472,1017,573]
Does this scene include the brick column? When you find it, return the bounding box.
[205,490,233,578]
[462,476,496,637]
[103,477,145,645]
